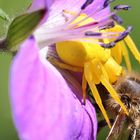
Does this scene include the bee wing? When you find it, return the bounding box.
[106,108,130,140]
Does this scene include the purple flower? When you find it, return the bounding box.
[10,0,115,139]
[29,0,54,11]
[33,0,111,47]
[10,38,97,140]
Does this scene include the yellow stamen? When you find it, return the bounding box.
[71,13,94,27]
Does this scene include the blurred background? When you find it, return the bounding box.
[0,0,139,139]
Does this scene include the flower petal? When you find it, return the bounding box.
[81,0,110,20]
[42,0,109,27]
[29,0,46,11]
[10,38,97,140]
[29,0,54,11]
[28,0,54,23]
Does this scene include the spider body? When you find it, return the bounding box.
[48,10,140,127]
[55,39,126,127]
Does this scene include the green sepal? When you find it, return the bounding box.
[1,9,45,52]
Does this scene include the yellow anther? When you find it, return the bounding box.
[63,10,95,28]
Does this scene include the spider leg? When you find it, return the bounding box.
[84,60,111,128]
[48,57,83,72]
[111,42,123,64]
[48,57,89,105]
[121,41,131,71]
[82,74,87,104]
[99,63,128,115]
[124,35,140,63]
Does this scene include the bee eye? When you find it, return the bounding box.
[121,95,130,101]
[121,95,131,107]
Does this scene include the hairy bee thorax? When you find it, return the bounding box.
[108,73,140,139]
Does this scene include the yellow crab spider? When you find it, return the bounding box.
[48,22,140,127]
[53,28,140,127]
[50,30,140,127]
[45,6,140,127]
[49,40,123,128]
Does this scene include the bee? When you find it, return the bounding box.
[106,73,140,140]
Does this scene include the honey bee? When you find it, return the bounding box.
[106,73,140,140]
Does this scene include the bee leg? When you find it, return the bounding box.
[106,108,127,140]
[130,128,136,140]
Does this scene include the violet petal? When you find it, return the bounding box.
[41,0,109,27]
[10,39,97,140]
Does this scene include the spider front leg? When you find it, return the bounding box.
[110,25,140,64]
[111,41,131,71]
[124,35,140,63]
[48,57,87,103]
[122,42,131,71]
[84,59,111,128]
[82,74,87,104]
[48,57,83,72]
[100,58,128,115]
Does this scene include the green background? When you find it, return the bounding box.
[0,0,139,139]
